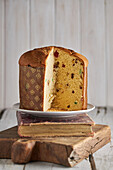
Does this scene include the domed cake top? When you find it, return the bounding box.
[19,46,88,67]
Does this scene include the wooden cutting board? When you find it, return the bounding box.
[0,125,111,167]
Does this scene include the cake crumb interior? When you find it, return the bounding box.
[44,47,84,111]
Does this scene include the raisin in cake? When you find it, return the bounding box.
[19,46,88,111]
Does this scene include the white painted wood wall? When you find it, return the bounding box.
[0,0,113,109]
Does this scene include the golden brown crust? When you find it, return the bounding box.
[82,67,87,109]
[19,46,88,68]
[19,47,53,67]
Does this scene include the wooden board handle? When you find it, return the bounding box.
[89,154,97,170]
[11,139,36,163]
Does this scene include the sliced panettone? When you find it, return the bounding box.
[19,46,88,111]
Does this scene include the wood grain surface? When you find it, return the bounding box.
[0,0,5,110]
[30,0,55,48]
[80,0,106,106]
[0,108,113,169]
[55,0,80,50]
[106,0,113,107]
[0,124,111,167]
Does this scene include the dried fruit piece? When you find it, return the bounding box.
[56,89,59,92]
[72,59,75,64]
[74,101,77,104]
[73,64,75,66]
[72,90,75,93]
[79,69,82,75]
[80,86,82,89]
[75,59,78,63]
[47,80,50,86]
[54,50,59,58]
[67,105,70,108]
[80,75,83,79]
[62,64,65,67]
[66,83,69,86]
[71,73,74,79]
[54,61,59,68]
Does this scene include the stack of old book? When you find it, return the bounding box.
[17,111,95,137]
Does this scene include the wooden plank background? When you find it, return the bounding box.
[0,0,5,109]
[0,0,113,109]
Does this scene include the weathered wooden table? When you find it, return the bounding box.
[0,108,113,170]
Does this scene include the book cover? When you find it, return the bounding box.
[17,111,95,137]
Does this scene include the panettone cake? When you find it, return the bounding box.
[19,46,88,111]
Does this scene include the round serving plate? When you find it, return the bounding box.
[11,103,95,117]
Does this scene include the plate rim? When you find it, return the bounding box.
[12,103,95,115]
